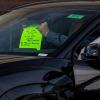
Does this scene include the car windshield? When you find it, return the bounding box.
[0,7,97,56]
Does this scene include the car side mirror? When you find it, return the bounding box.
[81,43,100,69]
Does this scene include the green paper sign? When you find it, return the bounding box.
[67,14,85,19]
[19,25,42,50]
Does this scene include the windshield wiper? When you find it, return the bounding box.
[0,54,41,64]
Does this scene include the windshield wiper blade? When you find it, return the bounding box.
[0,54,40,64]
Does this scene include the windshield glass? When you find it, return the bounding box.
[0,8,96,56]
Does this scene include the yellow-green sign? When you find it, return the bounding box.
[19,25,42,50]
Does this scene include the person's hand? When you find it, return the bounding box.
[39,22,49,37]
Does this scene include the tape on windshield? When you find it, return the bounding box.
[19,25,42,51]
[67,14,85,19]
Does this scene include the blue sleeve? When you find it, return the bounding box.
[45,31,67,46]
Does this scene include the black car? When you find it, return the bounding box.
[0,1,100,100]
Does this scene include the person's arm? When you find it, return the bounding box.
[39,22,67,46]
[46,31,67,46]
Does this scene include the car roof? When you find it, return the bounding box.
[0,1,100,15]
[17,1,100,12]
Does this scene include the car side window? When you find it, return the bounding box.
[75,27,100,67]
[73,27,100,87]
